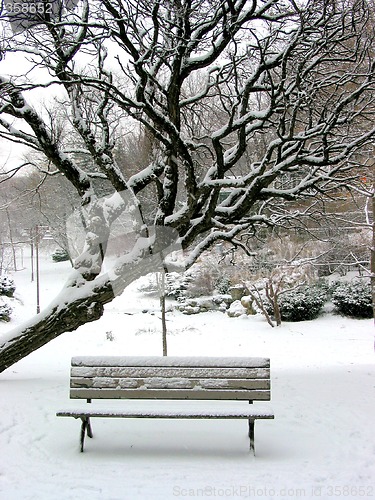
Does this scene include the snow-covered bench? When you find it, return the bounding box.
[57,356,274,454]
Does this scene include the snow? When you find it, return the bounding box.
[0,253,374,500]
[71,355,269,368]
[56,407,275,419]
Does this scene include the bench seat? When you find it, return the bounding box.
[57,405,275,419]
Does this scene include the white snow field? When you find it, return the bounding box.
[0,255,374,500]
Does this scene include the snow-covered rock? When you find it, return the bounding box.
[227,300,248,318]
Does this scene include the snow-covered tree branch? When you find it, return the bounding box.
[0,0,374,371]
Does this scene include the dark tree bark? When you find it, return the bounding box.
[0,0,375,371]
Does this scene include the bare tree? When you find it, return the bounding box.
[0,0,374,371]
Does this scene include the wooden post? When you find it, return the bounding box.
[156,270,168,356]
[35,226,40,314]
[30,228,34,282]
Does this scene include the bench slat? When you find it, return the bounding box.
[70,388,271,400]
[71,356,270,368]
[70,377,270,391]
[71,366,270,379]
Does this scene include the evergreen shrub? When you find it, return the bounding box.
[0,301,12,322]
[214,276,231,295]
[165,272,191,299]
[0,276,15,297]
[331,280,373,319]
[52,248,70,262]
[278,285,327,322]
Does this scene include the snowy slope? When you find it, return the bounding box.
[0,255,374,500]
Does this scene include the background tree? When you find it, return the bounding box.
[0,0,374,371]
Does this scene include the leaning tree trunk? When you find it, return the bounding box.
[0,286,110,372]
[0,253,164,373]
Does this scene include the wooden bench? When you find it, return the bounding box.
[57,356,274,454]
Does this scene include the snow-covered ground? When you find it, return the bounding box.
[0,253,374,500]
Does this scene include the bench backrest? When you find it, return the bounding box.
[70,356,271,401]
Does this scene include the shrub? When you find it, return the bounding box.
[331,280,373,319]
[165,272,191,298]
[214,276,231,295]
[278,285,327,322]
[166,267,215,299]
[52,248,70,262]
[185,267,215,297]
[0,301,12,322]
[0,276,15,297]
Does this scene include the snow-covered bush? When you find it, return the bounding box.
[52,248,70,262]
[277,285,327,322]
[0,276,15,297]
[165,272,191,299]
[136,274,159,293]
[214,275,231,295]
[331,280,373,318]
[247,262,320,326]
[0,300,12,322]
[185,266,216,297]
[0,276,15,321]
[167,264,219,299]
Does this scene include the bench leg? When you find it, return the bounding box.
[80,417,93,452]
[87,418,93,439]
[248,419,255,455]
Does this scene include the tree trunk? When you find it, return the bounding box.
[266,280,282,326]
[0,282,111,372]
[248,287,275,328]
[0,252,164,373]
[6,208,17,272]
[273,296,282,327]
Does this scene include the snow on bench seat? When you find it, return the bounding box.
[56,405,275,419]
